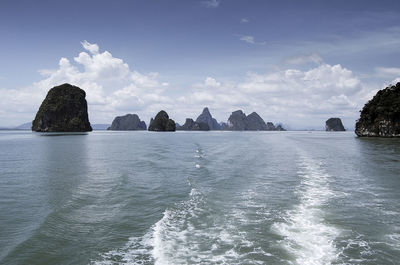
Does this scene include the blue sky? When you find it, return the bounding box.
[1,0,400,129]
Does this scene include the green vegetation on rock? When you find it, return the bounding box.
[148,110,176,132]
[355,82,400,137]
[32,83,92,132]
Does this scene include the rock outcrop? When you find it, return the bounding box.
[226,110,247,130]
[325,118,345,131]
[148,110,176,132]
[32,83,92,132]
[225,110,283,131]
[177,118,210,131]
[196,107,221,130]
[245,112,270,130]
[355,82,400,137]
[108,114,146,130]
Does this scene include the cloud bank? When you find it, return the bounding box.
[0,41,387,129]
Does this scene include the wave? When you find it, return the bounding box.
[272,155,341,265]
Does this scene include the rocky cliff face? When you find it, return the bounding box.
[196,107,221,130]
[226,110,283,131]
[245,112,270,130]
[325,118,345,131]
[227,110,247,130]
[177,118,210,131]
[32,83,92,132]
[108,114,146,130]
[355,82,400,137]
[148,110,176,132]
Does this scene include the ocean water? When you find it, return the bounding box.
[0,130,399,265]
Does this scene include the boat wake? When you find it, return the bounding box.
[93,186,264,265]
[272,155,341,265]
[93,146,267,265]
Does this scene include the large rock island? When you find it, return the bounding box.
[108,114,146,130]
[32,83,92,132]
[325,118,345,131]
[355,82,400,137]
[148,110,176,132]
[225,110,284,131]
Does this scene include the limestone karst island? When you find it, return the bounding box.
[30,83,399,137]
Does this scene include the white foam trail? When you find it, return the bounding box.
[272,156,340,265]
[93,146,269,264]
[93,186,269,264]
[92,188,203,265]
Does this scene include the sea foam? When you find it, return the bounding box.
[272,155,341,265]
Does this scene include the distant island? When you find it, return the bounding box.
[355,82,400,137]
[325,118,345,131]
[107,107,286,133]
[27,83,367,133]
[195,107,221,130]
[108,114,146,130]
[225,110,285,131]
[148,110,176,132]
[177,119,209,131]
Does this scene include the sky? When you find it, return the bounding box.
[1,0,400,129]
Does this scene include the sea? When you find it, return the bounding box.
[0,130,399,265]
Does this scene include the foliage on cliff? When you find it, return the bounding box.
[32,83,92,132]
[148,110,176,132]
[355,82,400,137]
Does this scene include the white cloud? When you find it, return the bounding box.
[204,77,221,88]
[182,64,366,128]
[238,35,266,45]
[202,0,220,8]
[391,77,400,84]
[285,53,323,65]
[0,43,376,129]
[375,67,400,77]
[241,18,249,23]
[240,35,255,44]
[0,41,169,126]
[81,40,99,54]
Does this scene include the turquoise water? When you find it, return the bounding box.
[0,131,399,265]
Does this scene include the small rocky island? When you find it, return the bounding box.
[177,118,210,131]
[226,110,284,131]
[148,110,176,132]
[108,114,146,130]
[32,83,92,132]
[325,118,345,131]
[355,82,400,137]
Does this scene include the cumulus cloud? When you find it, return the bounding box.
[180,64,365,128]
[202,0,220,8]
[204,77,221,88]
[81,40,99,54]
[0,41,169,126]
[0,42,374,129]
